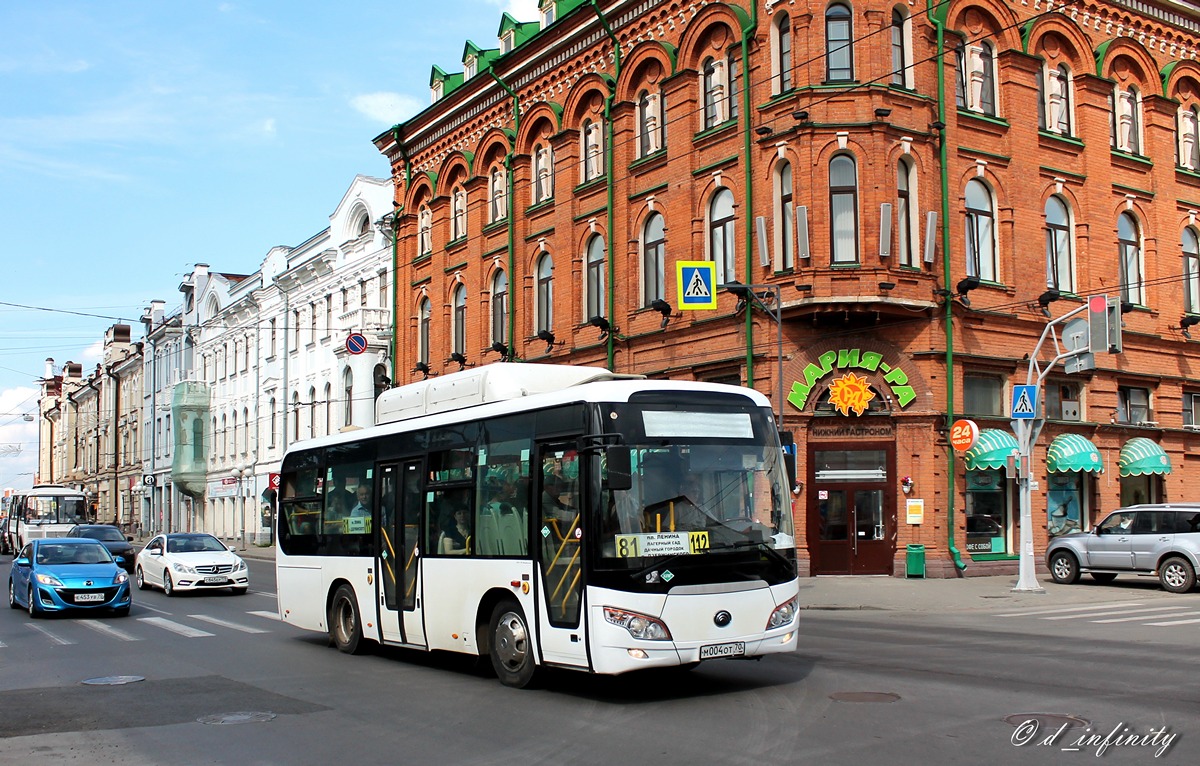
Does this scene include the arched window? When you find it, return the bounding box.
[1178,105,1200,170]
[417,205,432,256]
[891,9,911,87]
[451,185,467,239]
[582,120,604,182]
[978,42,996,116]
[323,384,332,437]
[776,161,795,270]
[452,284,467,355]
[268,398,277,449]
[709,189,736,282]
[1039,64,1072,134]
[637,90,663,157]
[965,179,996,281]
[830,155,859,264]
[1044,196,1074,293]
[1112,85,1142,154]
[775,15,793,93]
[307,387,316,440]
[896,157,918,267]
[536,255,554,333]
[533,144,554,203]
[585,236,606,320]
[291,394,300,441]
[956,38,997,115]
[701,57,728,129]
[642,213,665,306]
[489,166,507,222]
[242,406,249,456]
[491,270,508,345]
[220,414,228,459]
[342,368,354,427]
[1118,212,1144,305]
[418,298,431,366]
[825,4,853,83]
[229,412,237,458]
[728,50,740,121]
[1185,228,1200,313]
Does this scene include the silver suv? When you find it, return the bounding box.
[1045,504,1200,593]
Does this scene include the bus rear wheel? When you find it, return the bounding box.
[489,601,537,688]
[329,584,365,654]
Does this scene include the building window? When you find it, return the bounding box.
[1117,386,1151,425]
[637,91,663,157]
[896,158,917,267]
[965,179,997,282]
[359,280,368,308]
[378,272,387,309]
[709,188,736,282]
[963,374,1003,417]
[268,398,277,449]
[418,298,431,366]
[291,394,300,441]
[309,302,317,344]
[291,311,300,350]
[728,50,740,122]
[582,120,604,182]
[1185,228,1200,314]
[1045,381,1082,421]
[540,0,554,27]
[418,205,432,256]
[642,213,665,306]
[1179,104,1200,170]
[774,14,792,93]
[451,186,467,240]
[452,284,467,355]
[956,40,997,115]
[1183,391,1200,427]
[1039,64,1072,134]
[1045,195,1074,293]
[489,166,507,222]
[891,8,910,87]
[491,270,508,345]
[533,144,554,203]
[825,4,853,82]
[343,369,354,427]
[1112,85,1142,154]
[830,155,858,264]
[323,384,332,437]
[1118,212,1144,305]
[585,236,606,320]
[269,318,277,357]
[536,254,554,333]
[776,161,795,270]
[325,296,333,337]
[701,57,728,129]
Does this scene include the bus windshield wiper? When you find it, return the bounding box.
[708,539,792,568]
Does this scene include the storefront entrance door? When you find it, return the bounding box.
[809,447,895,575]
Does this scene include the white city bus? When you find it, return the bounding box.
[6,484,89,551]
[276,364,798,687]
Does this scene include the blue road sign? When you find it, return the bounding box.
[676,261,717,310]
[345,333,368,355]
[1011,385,1038,419]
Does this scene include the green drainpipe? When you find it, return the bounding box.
[741,3,758,388]
[488,71,521,355]
[931,9,966,572]
[591,0,622,371]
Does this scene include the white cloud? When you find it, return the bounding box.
[350,92,423,125]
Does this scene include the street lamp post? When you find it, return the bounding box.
[231,466,249,551]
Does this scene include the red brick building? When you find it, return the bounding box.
[375,0,1200,578]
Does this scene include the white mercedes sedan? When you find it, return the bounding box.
[135,533,249,596]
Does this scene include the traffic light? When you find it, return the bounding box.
[1087,295,1123,354]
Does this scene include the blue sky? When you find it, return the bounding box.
[0,0,539,488]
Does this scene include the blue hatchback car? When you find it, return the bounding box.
[8,538,132,617]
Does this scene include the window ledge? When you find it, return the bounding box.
[956,109,1009,129]
[1111,150,1153,167]
[693,120,739,142]
[1038,130,1083,148]
[446,236,469,251]
[482,219,508,234]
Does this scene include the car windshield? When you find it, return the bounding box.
[167,535,227,554]
[76,527,125,542]
[36,542,114,565]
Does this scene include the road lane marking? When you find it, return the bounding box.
[138,617,214,638]
[1091,609,1198,623]
[1145,616,1200,626]
[26,624,75,645]
[248,610,280,621]
[135,603,172,615]
[79,620,141,641]
[993,601,1145,617]
[1043,605,1185,620]
[188,614,268,634]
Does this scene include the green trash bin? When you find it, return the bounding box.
[905,544,925,578]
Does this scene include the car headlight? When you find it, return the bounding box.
[172,562,197,574]
[603,607,672,640]
[766,596,798,630]
[35,573,64,587]
[233,559,246,571]
[114,571,128,585]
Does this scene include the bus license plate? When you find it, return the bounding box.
[74,593,105,603]
[700,641,745,659]
[204,576,227,584]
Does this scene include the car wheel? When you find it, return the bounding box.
[27,585,39,618]
[1049,550,1080,585]
[1090,572,1118,584]
[1159,556,1197,594]
[489,600,538,689]
[328,584,364,654]
[8,579,18,610]
[163,572,175,597]
[135,566,148,590]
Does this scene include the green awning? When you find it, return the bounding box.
[963,429,1019,470]
[1118,437,1172,477]
[1046,433,1103,474]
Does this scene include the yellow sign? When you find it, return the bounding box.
[676,261,717,310]
[906,498,924,525]
[827,372,876,416]
[614,531,710,557]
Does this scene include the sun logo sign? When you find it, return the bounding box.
[827,372,876,416]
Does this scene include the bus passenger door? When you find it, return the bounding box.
[535,443,589,669]
[376,461,426,647]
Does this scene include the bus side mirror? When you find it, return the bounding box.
[605,447,632,492]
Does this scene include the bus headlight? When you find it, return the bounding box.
[603,607,672,640]
[35,573,64,587]
[766,597,798,630]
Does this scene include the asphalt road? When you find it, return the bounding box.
[1,556,1196,765]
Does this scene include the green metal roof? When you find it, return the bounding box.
[1046,433,1103,474]
[1118,437,1172,477]
[963,429,1019,471]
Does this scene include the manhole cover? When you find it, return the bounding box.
[82,676,145,686]
[1004,713,1090,729]
[197,711,277,725]
[830,691,901,703]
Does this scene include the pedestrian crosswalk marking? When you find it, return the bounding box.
[1043,605,1183,620]
[1145,616,1200,626]
[189,614,268,634]
[248,610,280,621]
[138,616,214,638]
[1091,609,1197,624]
[993,601,1143,618]
[79,620,141,641]
[137,603,172,615]
[26,624,75,645]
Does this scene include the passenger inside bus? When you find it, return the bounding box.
[440,503,471,555]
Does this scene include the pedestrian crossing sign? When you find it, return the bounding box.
[677,261,717,310]
[1011,385,1038,419]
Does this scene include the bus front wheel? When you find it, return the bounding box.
[329,584,365,655]
[489,601,537,688]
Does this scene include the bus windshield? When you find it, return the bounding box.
[23,496,87,525]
